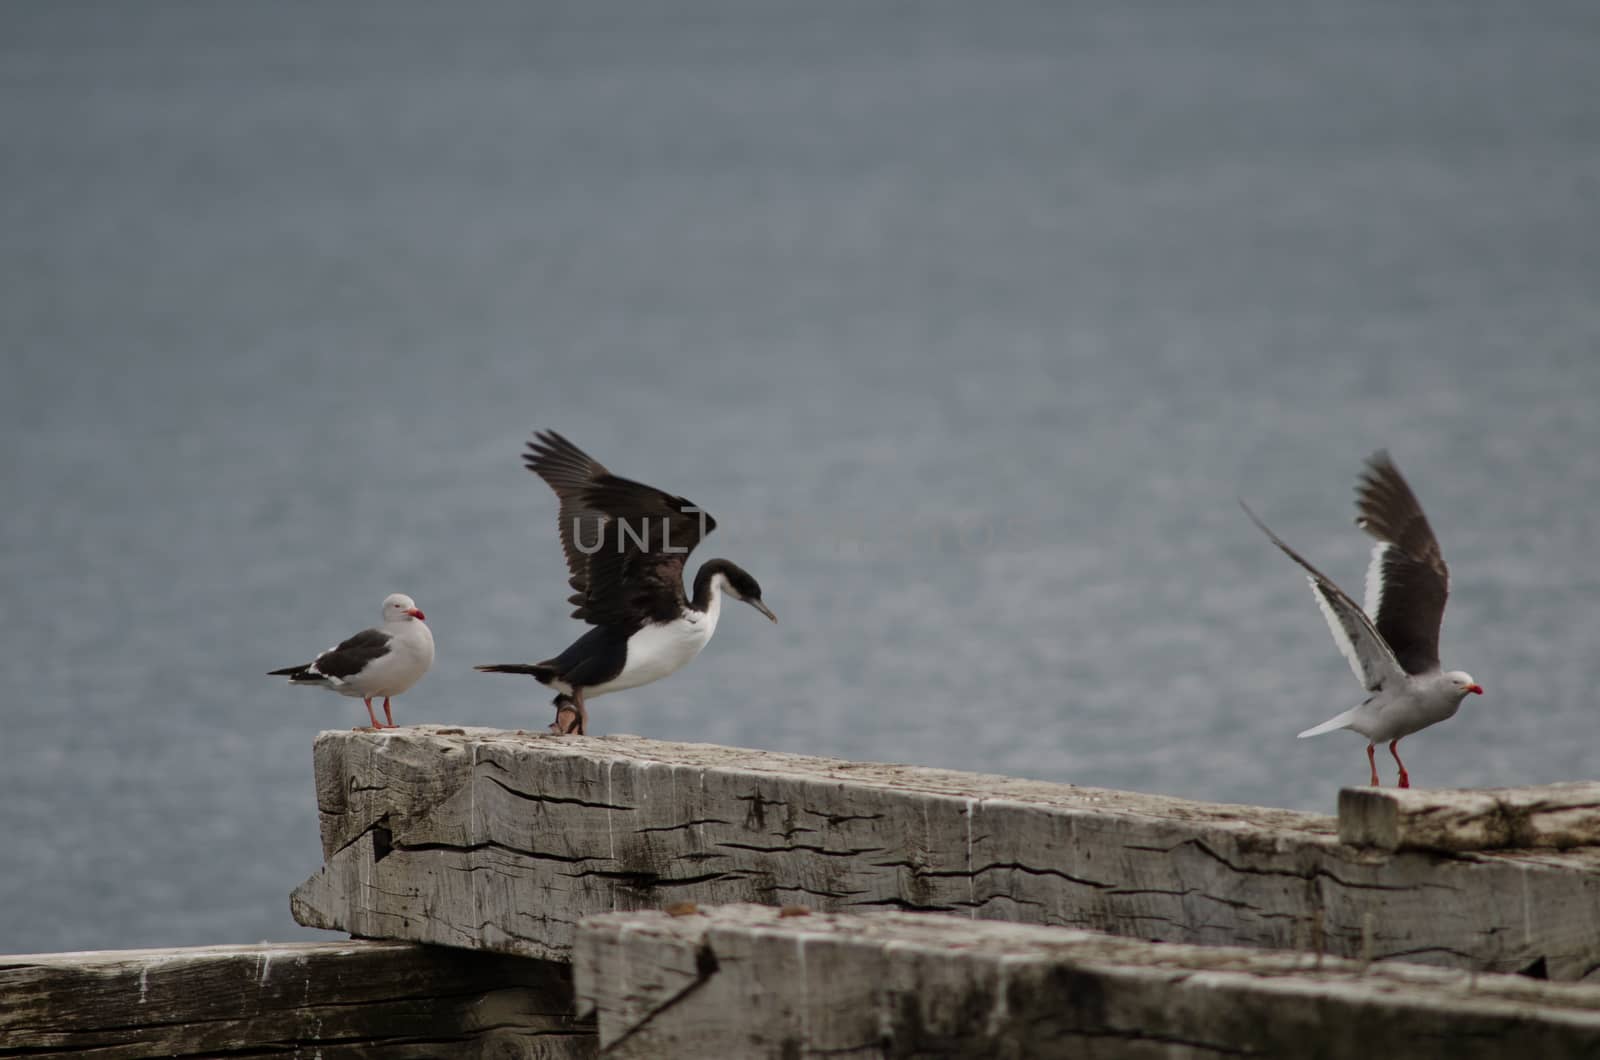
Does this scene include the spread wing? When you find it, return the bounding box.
[524,430,616,605]
[572,473,717,626]
[1354,451,1450,675]
[522,430,717,628]
[1241,501,1406,694]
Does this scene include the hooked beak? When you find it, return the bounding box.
[1465,683,1483,695]
[748,599,778,624]
[406,608,426,621]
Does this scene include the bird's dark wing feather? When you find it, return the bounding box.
[523,430,614,600]
[310,628,393,679]
[522,431,718,628]
[1241,501,1405,693]
[1354,451,1450,675]
[572,476,716,627]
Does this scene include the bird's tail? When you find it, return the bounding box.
[269,665,330,686]
[474,663,557,683]
[1297,708,1358,739]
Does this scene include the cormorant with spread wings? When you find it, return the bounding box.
[476,430,776,734]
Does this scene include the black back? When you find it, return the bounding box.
[310,628,393,679]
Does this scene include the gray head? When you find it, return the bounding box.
[382,593,427,623]
[697,559,777,623]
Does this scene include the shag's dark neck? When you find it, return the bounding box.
[690,561,729,614]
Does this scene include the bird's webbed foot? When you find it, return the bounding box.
[550,694,582,735]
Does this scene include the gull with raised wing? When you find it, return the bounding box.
[1242,452,1482,787]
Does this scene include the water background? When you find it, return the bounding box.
[4,1,1598,954]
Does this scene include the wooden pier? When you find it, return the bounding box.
[5,726,1600,1057]
[576,904,1600,1058]
[292,728,1600,978]
[0,939,590,1058]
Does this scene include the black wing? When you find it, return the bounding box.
[1354,451,1450,675]
[523,430,614,605]
[309,628,393,679]
[572,472,717,627]
[523,431,717,628]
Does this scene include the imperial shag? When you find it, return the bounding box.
[476,430,776,734]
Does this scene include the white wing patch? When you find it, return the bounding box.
[1363,542,1391,626]
[1309,577,1367,687]
[1307,576,1402,692]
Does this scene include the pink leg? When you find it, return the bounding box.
[361,697,381,730]
[382,697,396,728]
[550,695,580,735]
[1366,743,1379,786]
[1389,739,1410,789]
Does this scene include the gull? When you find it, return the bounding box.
[1242,452,1482,787]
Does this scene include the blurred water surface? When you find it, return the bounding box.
[3,1,1598,953]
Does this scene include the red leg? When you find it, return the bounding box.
[1389,739,1410,789]
[362,697,381,730]
[382,697,396,728]
[1366,743,1379,786]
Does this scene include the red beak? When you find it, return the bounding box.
[407,608,426,620]
[1466,684,1484,695]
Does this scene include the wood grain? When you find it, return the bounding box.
[575,904,1600,1059]
[1340,781,1600,852]
[0,939,594,1059]
[292,728,1600,980]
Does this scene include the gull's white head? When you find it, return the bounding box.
[383,593,426,623]
[1445,670,1484,697]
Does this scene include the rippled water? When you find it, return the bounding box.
[3,1,1598,954]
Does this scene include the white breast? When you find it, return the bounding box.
[1346,672,1465,743]
[344,622,435,698]
[590,602,721,698]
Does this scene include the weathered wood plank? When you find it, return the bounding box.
[574,904,1600,1059]
[291,729,1600,979]
[1340,781,1600,852]
[0,939,594,1059]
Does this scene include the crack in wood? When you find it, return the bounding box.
[771,884,875,900]
[483,774,635,812]
[852,897,960,914]
[598,940,721,1056]
[1169,837,1460,893]
[565,869,751,889]
[395,838,613,865]
[971,861,1115,890]
[717,841,888,858]
[633,818,733,834]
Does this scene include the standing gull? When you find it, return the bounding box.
[1242,452,1482,787]
[269,593,435,729]
[476,430,776,735]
